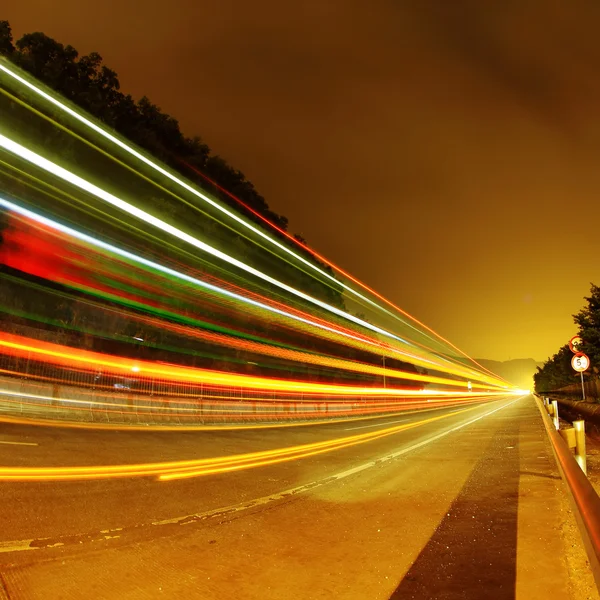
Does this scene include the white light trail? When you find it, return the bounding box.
[0,133,425,349]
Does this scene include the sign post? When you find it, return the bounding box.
[571,352,590,400]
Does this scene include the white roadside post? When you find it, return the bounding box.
[573,420,587,475]
[552,400,559,430]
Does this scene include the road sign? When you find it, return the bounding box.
[569,336,583,353]
[571,352,590,372]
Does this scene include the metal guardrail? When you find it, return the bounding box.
[535,395,600,588]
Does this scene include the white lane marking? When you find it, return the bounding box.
[334,396,523,479]
[0,539,37,553]
[0,440,38,446]
[0,396,524,554]
[345,418,409,431]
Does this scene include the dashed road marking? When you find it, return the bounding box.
[0,440,37,446]
[345,418,409,431]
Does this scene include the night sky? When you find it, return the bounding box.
[6,1,600,362]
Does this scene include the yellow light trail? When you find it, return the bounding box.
[0,402,488,482]
[0,333,509,394]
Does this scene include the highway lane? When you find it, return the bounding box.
[1,393,587,600]
[0,396,516,549]
[2,394,595,600]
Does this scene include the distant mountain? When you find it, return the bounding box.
[474,358,542,390]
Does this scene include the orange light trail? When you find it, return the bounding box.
[0,333,507,394]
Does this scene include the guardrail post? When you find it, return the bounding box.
[552,400,559,430]
[573,420,587,475]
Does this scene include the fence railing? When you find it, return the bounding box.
[0,349,487,427]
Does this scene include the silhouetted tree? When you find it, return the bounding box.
[535,283,600,394]
[0,20,14,56]
[534,344,574,392]
[573,283,600,370]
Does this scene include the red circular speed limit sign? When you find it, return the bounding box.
[571,352,590,372]
[569,336,583,353]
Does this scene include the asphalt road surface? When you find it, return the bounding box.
[0,395,593,599]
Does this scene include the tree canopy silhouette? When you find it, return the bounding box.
[534,283,600,395]
[0,20,292,236]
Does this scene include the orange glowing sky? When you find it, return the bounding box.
[6,1,600,361]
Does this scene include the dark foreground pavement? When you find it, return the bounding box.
[0,396,598,599]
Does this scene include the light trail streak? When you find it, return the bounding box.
[0,198,405,357]
[0,403,485,482]
[0,440,37,446]
[0,333,510,395]
[0,243,482,390]
[0,83,353,322]
[0,383,496,411]
[0,375,498,413]
[0,135,493,385]
[0,132,422,350]
[0,60,503,385]
[0,198,506,386]
[0,394,494,431]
